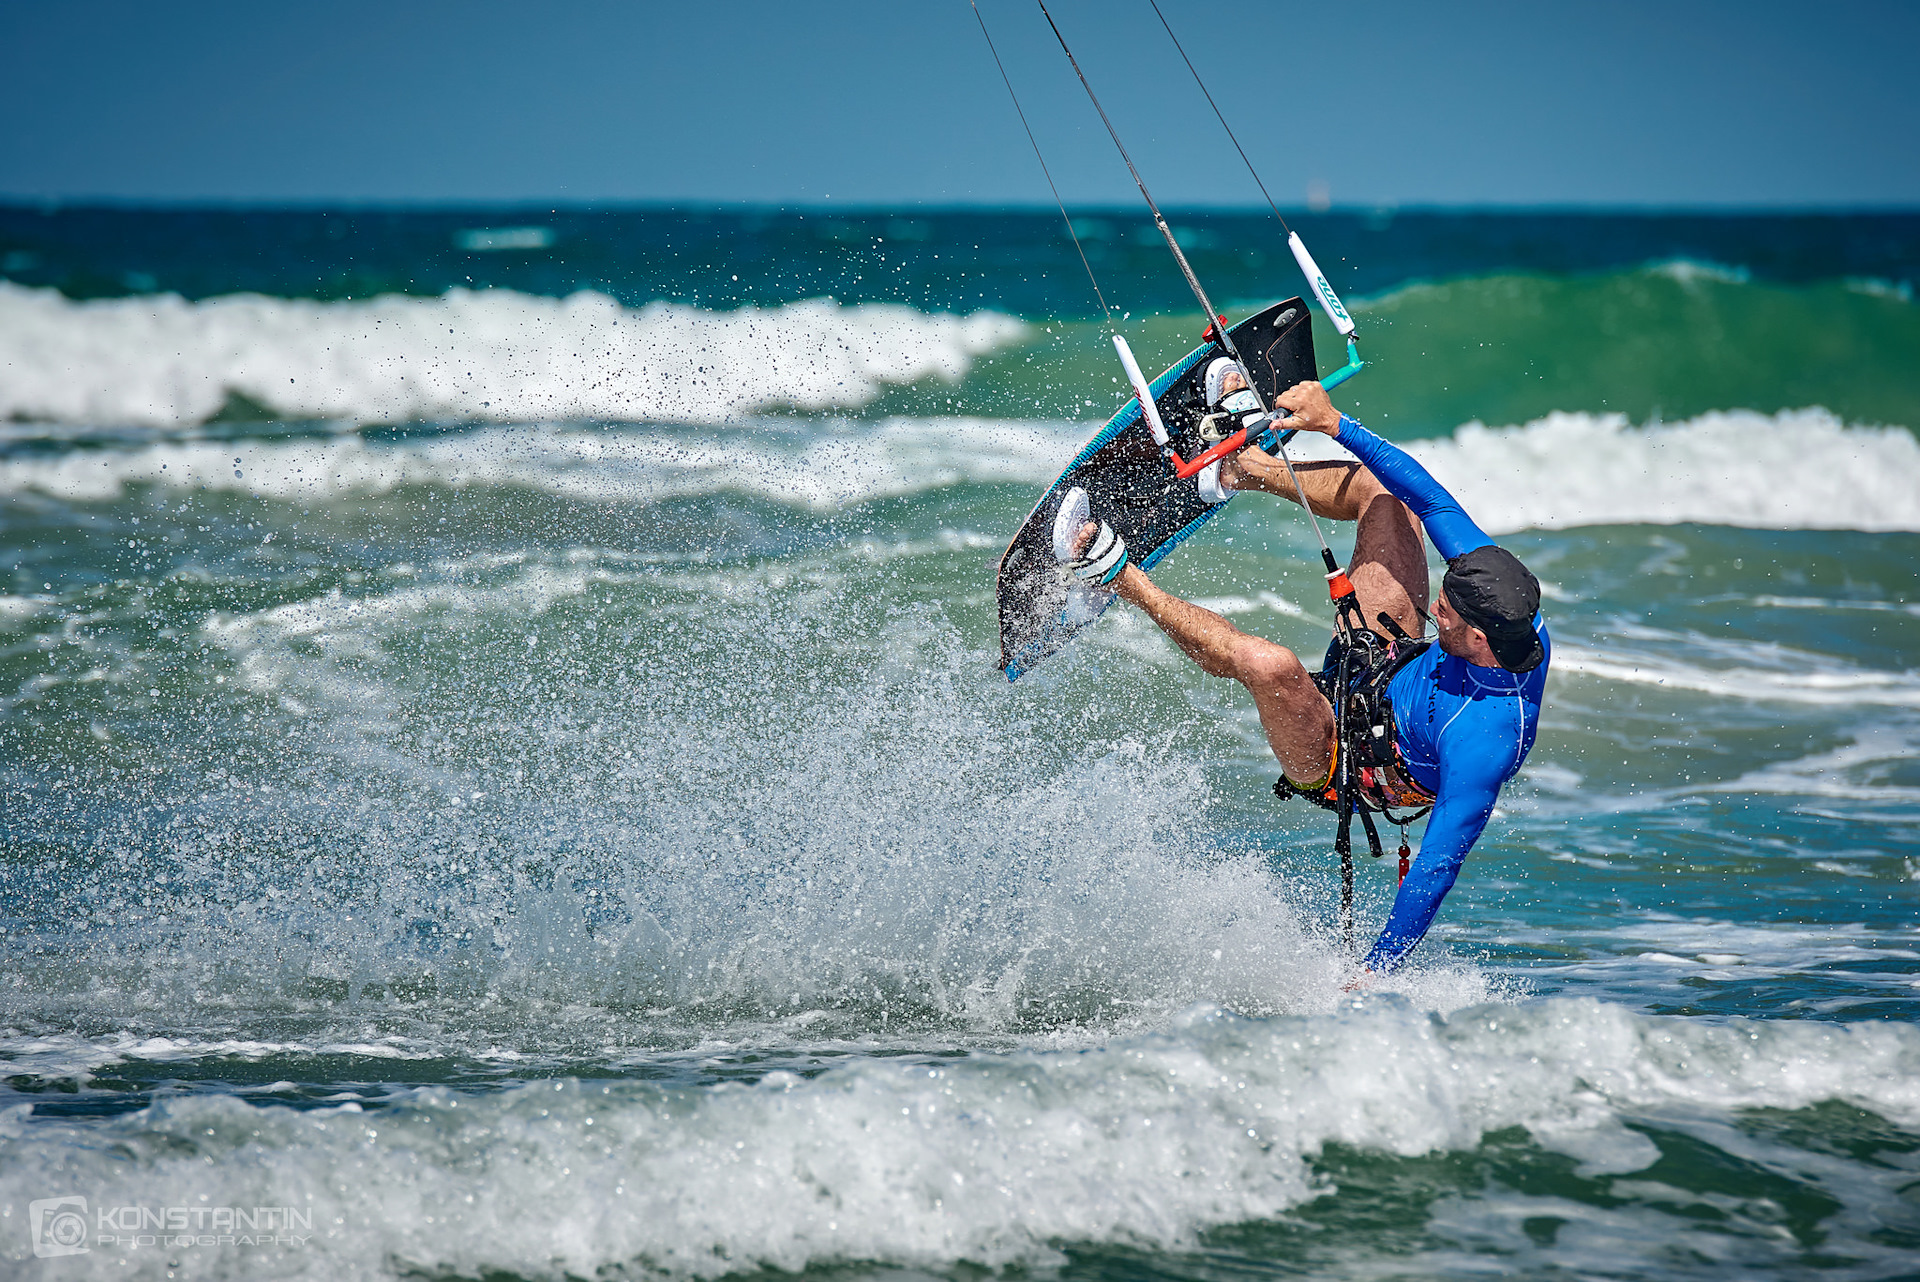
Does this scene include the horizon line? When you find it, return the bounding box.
[5,197,1920,218]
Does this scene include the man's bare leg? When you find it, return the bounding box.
[1221,448,1429,641]
[1069,436,1429,785]
[1105,563,1335,786]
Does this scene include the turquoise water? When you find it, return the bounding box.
[2,208,1918,1279]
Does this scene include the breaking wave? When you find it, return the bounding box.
[5,404,1918,534]
[1297,406,1920,533]
[0,282,1027,426]
[3,1000,1916,1279]
[0,416,1080,509]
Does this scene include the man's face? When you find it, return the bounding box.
[1431,591,1485,660]
[1218,368,1248,399]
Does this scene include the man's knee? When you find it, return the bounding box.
[1229,637,1310,691]
[1348,465,1398,515]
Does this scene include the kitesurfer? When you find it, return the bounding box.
[1062,378,1549,975]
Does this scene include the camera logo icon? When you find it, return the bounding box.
[29,1196,90,1258]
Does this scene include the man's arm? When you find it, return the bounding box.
[1327,417,1491,563]
[1263,381,1493,563]
[1360,752,1502,973]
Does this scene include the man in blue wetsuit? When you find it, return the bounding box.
[1068,377,1548,975]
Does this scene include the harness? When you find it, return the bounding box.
[1281,629,1434,819]
[1275,571,1436,944]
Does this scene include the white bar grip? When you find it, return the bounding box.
[1289,232,1356,337]
[1111,334,1170,446]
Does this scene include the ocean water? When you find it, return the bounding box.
[2,206,1919,1280]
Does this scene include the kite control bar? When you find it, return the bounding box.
[1105,229,1366,480]
[1109,231,1368,483]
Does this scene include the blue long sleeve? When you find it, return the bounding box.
[1333,415,1492,561]
[1361,751,1501,972]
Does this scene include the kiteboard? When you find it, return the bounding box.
[996,297,1319,679]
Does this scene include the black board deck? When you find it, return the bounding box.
[996,298,1318,679]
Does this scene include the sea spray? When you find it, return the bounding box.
[9,585,1425,1044]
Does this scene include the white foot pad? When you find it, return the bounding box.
[1195,460,1230,505]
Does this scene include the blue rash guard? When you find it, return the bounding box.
[1330,415,1550,973]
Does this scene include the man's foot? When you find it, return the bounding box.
[1203,356,1250,409]
[1197,359,1264,505]
[1051,487,1130,585]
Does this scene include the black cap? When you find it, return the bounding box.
[1442,545,1543,672]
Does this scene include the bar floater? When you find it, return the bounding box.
[1289,232,1355,336]
[1111,334,1171,446]
[1287,232,1365,388]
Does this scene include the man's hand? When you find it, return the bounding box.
[1273,380,1341,436]
[1218,380,1341,495]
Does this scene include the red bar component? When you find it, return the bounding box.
[1168,426,1249,478]
[1326,570,1355,601]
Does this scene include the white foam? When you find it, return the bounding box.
[1403,408,1920,534]
[1707,726,1920,804]
[3,999,1915,1279]
[0,416,1081,508]
[6,403,1916,535]
[1510,918,1920,1018]
[1844,276,1914,303]
[0,282,1027,426]
[0,593,45,628]
[1551,640,1920,708]
[1191,590,1308,618]
[1753,593,1920,618]
[1149,407,1920,534]
[0,1033,443,1081]
[1646,258,1752,286]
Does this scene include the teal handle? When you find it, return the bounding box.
[1321,337,1365,390]
[1254,337,1365,451]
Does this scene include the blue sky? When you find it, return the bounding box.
[4,0,1915,207]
